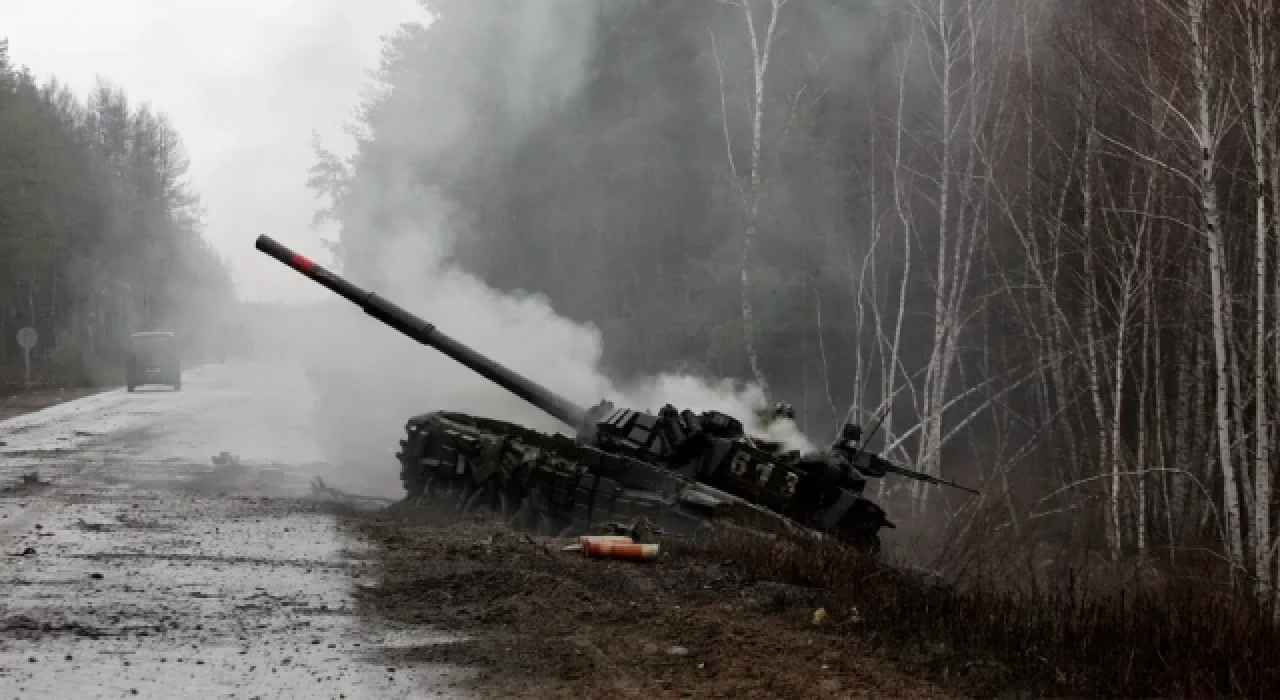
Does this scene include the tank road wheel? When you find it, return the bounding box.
[506,495,538,532]
[459,481,516,521]
[396,449,426,501]
[450,481,476,512]
[832,497,890,557]
[412,474,442,514]
[430,478,464,509]
[461,484,487,515]
[528,487,577,538]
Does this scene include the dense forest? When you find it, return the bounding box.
[308,0,1280,598]
[0,39,233,389]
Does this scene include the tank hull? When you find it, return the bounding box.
[253,235,976,555]
[395,410,884,553]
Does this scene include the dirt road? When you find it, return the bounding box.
[0,362,468,699]
[0,362,954,699]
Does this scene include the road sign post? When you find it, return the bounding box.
[16,326,38,387]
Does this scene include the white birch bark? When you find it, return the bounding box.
[916,0,958,501]
[1106,267,1134,559]
[1187,0,1244,566]
[904,0,992,511]
[1077,106,1112,551]
[1134,214,1155,556]
[711,0,788,398]
[1241,0,1275,596]
[1271,56,1280,614]
[877,33,919,474]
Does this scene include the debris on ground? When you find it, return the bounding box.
[211,451,241,467]
[592,516,662,544]
[308,476,396,506]
[190,452,299,494]
[348,516,955,699]
[75,518,113,533]
[0,471,51,496]
[562,534,661,562]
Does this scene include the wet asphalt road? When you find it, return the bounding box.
[0,362,469,699]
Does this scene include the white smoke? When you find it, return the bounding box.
[288,2,816,497]
[298,182,813,497]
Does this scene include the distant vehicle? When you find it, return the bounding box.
[126,331,181,392]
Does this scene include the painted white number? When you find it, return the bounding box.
[783,472,799,497]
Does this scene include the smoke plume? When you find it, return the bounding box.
[300,182,812,497]
[248,1,824,496]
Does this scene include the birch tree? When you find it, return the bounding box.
[1185,0,1244,567]
[710,0,789,398]
[1237,0,1276,595]
[904,0,999,507]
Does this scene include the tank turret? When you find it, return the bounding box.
[256,235,977,551]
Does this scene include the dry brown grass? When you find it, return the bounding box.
[684,515,1280,698]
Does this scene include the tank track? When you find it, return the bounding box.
[394,410,882,552]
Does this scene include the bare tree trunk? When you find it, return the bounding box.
[880,32,919,470]
[812,277,840,427]
[1138,251,1153,556]
[1243,0,1274,595]
[1187,0,1244,567]
[712,0,788,398]
[1078,108,1113,553]
[916,0,957,508]
[1195,328,1213,535]
[1152,249,1175,557]
[1272,68,1280,618]
[1104,251,1136,560]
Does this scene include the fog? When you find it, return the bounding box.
[0,0,426,304]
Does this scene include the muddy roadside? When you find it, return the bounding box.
[342,507,980,700]
[0,469,471,699]
[0,387,114,423]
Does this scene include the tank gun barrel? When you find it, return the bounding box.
[254,235,590,430]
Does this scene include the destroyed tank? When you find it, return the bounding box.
[255,235,977,553]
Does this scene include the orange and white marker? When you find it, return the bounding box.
[588,541,660,561]
[579,535,634,547]
[562,535,661,561]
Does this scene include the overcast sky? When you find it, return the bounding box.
[1,0,429,303]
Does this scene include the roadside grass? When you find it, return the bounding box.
[362,491,1278,697]
[694,517,1280,698]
